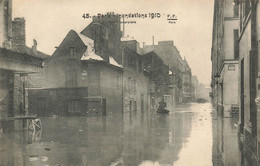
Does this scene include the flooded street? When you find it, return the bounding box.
[0,103,248,166]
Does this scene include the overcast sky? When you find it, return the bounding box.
[13,0,214,86]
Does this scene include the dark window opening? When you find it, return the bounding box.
[234,29,239,59]
[66,70,77,87]
[233,1,239,18]
[69,47,76,59]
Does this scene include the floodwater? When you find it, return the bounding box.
[0,103,256,166]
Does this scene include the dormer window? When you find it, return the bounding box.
[69,47,76,59]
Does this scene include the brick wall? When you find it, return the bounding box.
[11,17,26,52]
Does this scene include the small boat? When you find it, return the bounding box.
[156,109,170,114]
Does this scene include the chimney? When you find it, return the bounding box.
[142,42,145,48]
[11,17,26,52]
[32,39,37,56]
[0,0,13,48]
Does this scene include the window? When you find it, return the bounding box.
[82,69,87,76]
[128,56,136,69]
[67,100,81,114]
[228,64,235,71]
[69,47,76,59]
[233,1,238,18]
[66,70,77,87]
[234,29,239,59]
[128,77,132,92]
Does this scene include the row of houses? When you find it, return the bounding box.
[211,0,260,164]
[25,13,197,116]
[0,1,198,121]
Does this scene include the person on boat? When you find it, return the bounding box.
[158,98,167,111]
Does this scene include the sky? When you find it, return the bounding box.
[13,0,214,86]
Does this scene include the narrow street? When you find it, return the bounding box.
[0,102,248,166]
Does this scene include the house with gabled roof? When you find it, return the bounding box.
[28,29,123,116]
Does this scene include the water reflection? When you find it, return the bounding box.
[211,109,259,166]
[0,103,258,166]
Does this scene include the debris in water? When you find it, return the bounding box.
[44,148,51,151]
[29,155,38,157]
[29,156,39,161]
[78,129,83,132]
[42,156,48,162]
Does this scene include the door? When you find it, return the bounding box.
[37,97,46,117]
[67,99,81,115]
[240,58,244,133]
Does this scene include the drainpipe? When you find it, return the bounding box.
[122,46,126,113]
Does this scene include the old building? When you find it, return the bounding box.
[0,0,45,132]
[211,0,240,117]
[10,17,50,115]
[191,76,199,101]
[81,14,150,114]
[143,40,185,105]
[181,57,192,103]
[29,30,123,116]
[212,0,260,164]
[236,0,259,164]
[28,13,152,116]
[121,38,150,113]
[168,70,181,108]
[143,51,170,110]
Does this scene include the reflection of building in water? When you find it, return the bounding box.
[0,115,123,166]
[121,109,192,165]
[212,110,258,166]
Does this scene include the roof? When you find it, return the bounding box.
[81,50,104,61]
[25,46,50,59]
[76,32,94,47]
[109,56,122,68]
[121,36,135,41]
[74,31,104,61]
[77,31,122,68]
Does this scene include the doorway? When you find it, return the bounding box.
[37,97,46,117]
